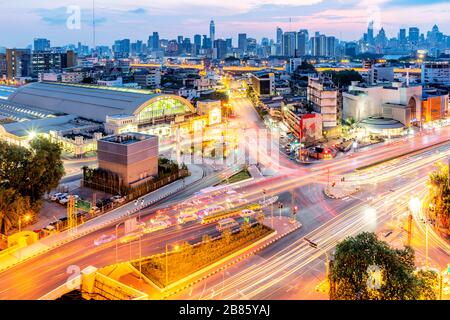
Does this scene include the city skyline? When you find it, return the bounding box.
[1,0,450,47]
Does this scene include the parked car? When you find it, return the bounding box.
[50,193,64,201]
[111,195,126,204]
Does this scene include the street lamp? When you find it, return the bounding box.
[18,214,31,233]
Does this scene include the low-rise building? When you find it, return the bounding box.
[251,71,275,97]
[97,133,159,187]
[421,60,450,85]
[307,77,338,128]
[282,103,323,142]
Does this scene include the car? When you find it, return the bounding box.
[197,205,225,219]
[240,209,255,217]
[119,232,142,244]
[54,193,68,201]
[59,195,79,205]
[50,193,64,201]
[177,213,198,224]
[94,234,116,246]
[143,220,172,233]
[216,218,239,232]
[111,195,126,204]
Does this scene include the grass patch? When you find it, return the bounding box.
[134,223,273,288]
[218,169,251,185]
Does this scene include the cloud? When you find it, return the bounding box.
[34,7,107,26]
[128,8,147,14]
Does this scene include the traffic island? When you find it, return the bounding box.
[135,223,273,290]
[324,184,360,199]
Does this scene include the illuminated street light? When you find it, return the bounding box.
[409,197,421,215]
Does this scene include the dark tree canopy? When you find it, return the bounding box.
[330,232,437,300]
[0,137,65,203]
[328,70,363,88]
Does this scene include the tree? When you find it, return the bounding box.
[328,70,363,88]
[294,61,316,74]
[27,137,65,203]
[330,232,435,300]
[0,188,32,234]
[428,165,449,230]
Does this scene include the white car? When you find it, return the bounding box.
[111,195,126,204]
[240,209,255,217]
[50,193,64,201]
[94,234,116,246]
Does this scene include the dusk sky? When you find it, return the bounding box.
[1,0,449,47]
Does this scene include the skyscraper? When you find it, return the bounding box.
[367,21,374,45]
[282,32,297,57]
[33,38,50,52]
[152,32,160,50]
[238,33,247,53]
[276,27,283,45]
[399,28,407,44]
[297,30,308,56]
[210,20,215,43]
[409,27,419,44]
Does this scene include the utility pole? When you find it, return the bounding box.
[407,213,413,247]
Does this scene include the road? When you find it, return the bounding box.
[172,140,450,300]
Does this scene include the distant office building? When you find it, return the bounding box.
[151,32,160,50]
[345,42,357,57]
[213,39,227,60]
[97,133,159,187]
[421,60,450,84]
[238,33,247,53]
[113,39,130,58]
[367,21,375,45]
[31,52,63,76]
[297,30,308,56]
[210,20,215,43]
[6,48,31,79]
[276,27,283,45]
[409,27,420,45]
[33,38,50,52]
[399,29,407,44]
[282,32,297,57]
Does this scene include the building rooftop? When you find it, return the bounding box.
[100,132,156,145]
[0,115,98,138]
[6,82,194,123]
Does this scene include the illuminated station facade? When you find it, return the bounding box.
[0,82,222,156]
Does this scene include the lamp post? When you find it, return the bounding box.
[115,221,124,263]
[18,215,31,233]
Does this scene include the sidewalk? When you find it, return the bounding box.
[0,164,204,273]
